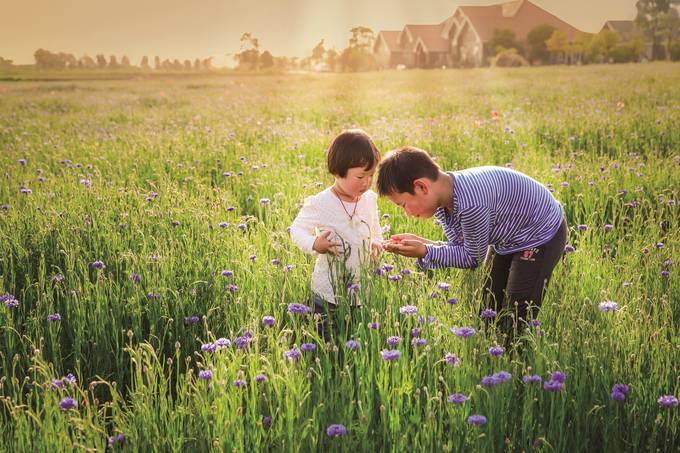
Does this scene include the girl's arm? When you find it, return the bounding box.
[289,197,320,255]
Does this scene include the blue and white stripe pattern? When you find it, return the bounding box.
[418,166,564,269]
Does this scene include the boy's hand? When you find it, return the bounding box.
[383,239,427,258]
[390,233,433,245]
[313,230,340,255]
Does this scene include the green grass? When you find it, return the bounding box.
[0,63,678,452]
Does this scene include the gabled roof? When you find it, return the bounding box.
[601,20,635,35]
[400,22,450,52]
[374,31,402,53]
[457,0,583,42]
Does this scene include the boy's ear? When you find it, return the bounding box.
[413,178,429,195]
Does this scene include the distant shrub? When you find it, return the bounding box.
[492,48,529,67]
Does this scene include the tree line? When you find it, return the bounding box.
[27,49,215,71]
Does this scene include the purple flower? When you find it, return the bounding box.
[249,254,257,261]
[263,415,272,427]
[599,301,618,312]
[661,270,670,278]
[90,260,105,270]
[215,338,231,349]
[611,391,626,401]
[481,309,497,319]
[218,222,229,229]
[59,397,78,411]
[387,336,401,347]
[564,245,575,252]
[129,272,141,283]
[52,273,64,283]
[604,224,614,232]
[224,284,238,293]
[388,274,402,282]
[550,371,566,383]
[234,379,247,388]
[489,345,505,357]
[369,322,381,330]
[18,158,27,165]
[467,415,487,426]
[494,371,512,382]
[381,349,401,361]
[522,374,542,384]
[412,338,427,347]
[577,224,588,231]
[529,319,541,327]
[481,376,500,387]
[451,326,476,338]
[447,393,468,404]
[184,315,200,326]
[300,342,316,352]
[47,313,61,322]
[345,340,359,350]
[288,303,310,315]
[438,282,450,291]
[262,315,275,327]
[271,258,281,266]
[108,433,125,447]
[198,370,213,381]
[234,335,250,350]
[259,198,270,206]
[147,292,161,299]
[326,424,347,437]
[382,264,394,272]
[657,395,678,408]
[399,305,417,315]
[543,380,564,392]
[445,353,461,367]
[284,348,302,361]
[400,268,411,275]
[3,294,19,309]
[612,383,630,395]
[447,297,458,305]
[255,374,267,383]
[410,328,421,337]
[201,343,217,353]
[221,269,234,277]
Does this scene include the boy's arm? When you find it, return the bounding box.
[417,205,491,270]
[289,197,320,255]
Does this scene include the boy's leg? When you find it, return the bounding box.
[482,247,513,312]
[505,219,568,326]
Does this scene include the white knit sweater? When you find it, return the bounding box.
[289,187,383,305]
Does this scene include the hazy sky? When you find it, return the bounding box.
[2,0,637,66]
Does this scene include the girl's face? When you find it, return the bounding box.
[334,165,376,200]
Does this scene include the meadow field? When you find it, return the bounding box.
[0,64,678,452]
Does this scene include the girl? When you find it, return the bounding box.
[290,129,382,341]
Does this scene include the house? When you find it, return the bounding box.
[374,0,585,68]
[600,20,635,40]
[373,31,403,69]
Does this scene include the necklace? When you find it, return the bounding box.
[331,186,359,220]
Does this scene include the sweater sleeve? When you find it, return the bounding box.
[289,195,320,255]
[417,205,491,270]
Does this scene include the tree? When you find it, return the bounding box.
[79,55,97,69]
[326,48,339,71]
[488,29,521,56]
[154,56,161,70]
[588,29,621,62]
[339,26,376,71]
[202,57,213,70]
[184,59,192,71]
[0,57,13,70]
[121,56,131,68]
[658,6,680,59]
[546,30,568,63]
[109,55,119,68]
[194,58,201,70]
[260,50,274,69]
[96,54,107,68]
[140,56,150,69]
[527,24,556,64]
[234,32,260,70]
[311,39,325,62]
[635,0,680,60]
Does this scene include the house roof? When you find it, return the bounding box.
[458,0,583,42]
[374,31,402,52]
[401,22,450,52]
[602,20,635,34]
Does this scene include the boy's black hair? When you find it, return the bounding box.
[376,146,440,195]
[327,129,380,177]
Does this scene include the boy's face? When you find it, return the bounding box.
[386,178,437,218]
[335,165,376,199]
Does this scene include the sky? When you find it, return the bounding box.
[2,0,638,66]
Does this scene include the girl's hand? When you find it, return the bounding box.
[370,241,382,257]
[313,230,340,255]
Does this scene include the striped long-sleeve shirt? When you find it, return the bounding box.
[417,166,564,270]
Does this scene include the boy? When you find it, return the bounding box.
[377,146,567,333]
